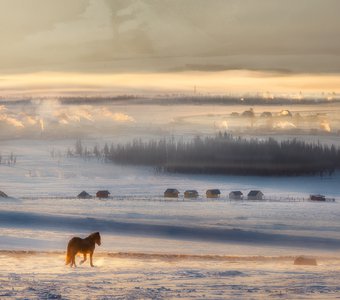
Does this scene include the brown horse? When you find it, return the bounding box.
[65,232,101,267]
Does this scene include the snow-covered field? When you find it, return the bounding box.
[1,102,340,298]
[1,251,340,299]
[1,140,340,298]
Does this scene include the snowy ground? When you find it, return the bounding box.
[1,251,340,299]
[1,164,340,299]
[1,102,340,298]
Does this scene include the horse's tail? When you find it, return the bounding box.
[65,242,72,265]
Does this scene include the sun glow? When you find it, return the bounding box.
[1,71,340,97]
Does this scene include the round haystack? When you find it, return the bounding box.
[294,256,317,266]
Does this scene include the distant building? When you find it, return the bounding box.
[184,190,199,198]
[229,191,243,200]
[77,191,92,199]
[206,189,221,198]
[96,190,111,198]
[0,191,8,198]
[241,108,255,118]
[260,111,272,118]
[310,194,326,201]
[279,110,292,117]
[247,190,264,200]
[164,188,180,198]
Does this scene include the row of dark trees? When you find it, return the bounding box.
[0,152,17,166]
[58,95,340,106]
[67,139,112,160]
[72,133,340,176]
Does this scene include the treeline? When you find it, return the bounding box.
[138,96,340,106]
[59,95,138,105]
[0,152,17,166]
[58,95,340,106]
[70,133,340,176]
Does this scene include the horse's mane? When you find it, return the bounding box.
[87,232,100,240]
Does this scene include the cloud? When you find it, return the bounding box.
[24,0,113,46]
[0,0,340,75]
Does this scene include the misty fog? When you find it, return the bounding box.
[1,99,340,146]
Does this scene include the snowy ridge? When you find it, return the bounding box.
[19,195,337,202]
[1,210,340,250]
[1,249,339,262]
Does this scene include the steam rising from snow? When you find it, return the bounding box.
[39,119,45,132]
[0,99,135,138]
[320,120,331,132]
[0,106,25,128]
[100,108,135,122]
[273,121,297,130]
[215,120,229,130]
[0,100,338,140]
[0,115,25,128]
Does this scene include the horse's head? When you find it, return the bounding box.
[94,232,101,246]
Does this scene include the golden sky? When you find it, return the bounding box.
[1,71,340,97]
[0,0,339,96]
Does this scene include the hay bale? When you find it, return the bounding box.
[294,256,317,266]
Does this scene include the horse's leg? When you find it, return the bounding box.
[90,252,94,267]
[69,254,73,267]
[72,254,77,267]
[80,253,87,265]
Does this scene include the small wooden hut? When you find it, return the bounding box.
[77,191,92,199]
[0,191,8,198]
[247,190,264,200]
[206,189,221,198]
[164,188,180,198]
[229,191,243,200]
[260,111,272,118]
[279,110,292,117]
[96,190,111,198]
[241,108,255,118]
[310,194,326,201]
[184,190,199,198]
